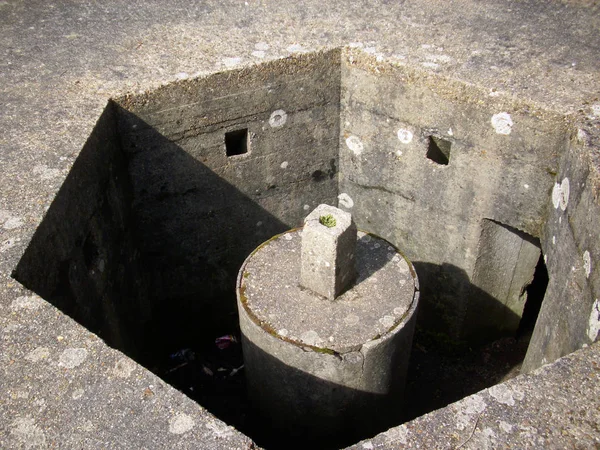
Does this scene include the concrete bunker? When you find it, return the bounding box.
[12,47,598,448]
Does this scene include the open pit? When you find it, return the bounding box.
[12,47,599,449]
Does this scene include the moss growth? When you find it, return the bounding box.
[319,214,336,228]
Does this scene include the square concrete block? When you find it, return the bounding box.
[300,204,357,299]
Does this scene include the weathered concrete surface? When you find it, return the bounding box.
[465,220,541,342]
[523,119,600,372]
[238,228,418,447]
[339,49,567,342]
[349,341,600,450]
[1,0,599,448]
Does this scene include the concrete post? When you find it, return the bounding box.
[236,205,419,447]
[300,204,357,299]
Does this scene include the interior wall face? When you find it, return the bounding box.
[114,50,341,346]
[338,52,568,341]
[523,135,600,372]
[466,219,541,341]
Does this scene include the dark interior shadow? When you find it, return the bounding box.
[238,337,411,450]
[12,101,294,435]
[404,261,538,421]
[114,105,294,367]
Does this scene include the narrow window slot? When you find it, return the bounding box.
[427,136,451,165]
[225,128,249,157]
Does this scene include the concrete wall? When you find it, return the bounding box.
[523,124,600,371]
[338,49,569,343]
[113,50,341,347]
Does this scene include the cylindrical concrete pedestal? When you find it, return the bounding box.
[237,224,419,446]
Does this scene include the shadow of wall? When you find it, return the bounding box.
[12,104,147,357]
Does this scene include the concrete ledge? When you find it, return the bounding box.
[349,342,600,449]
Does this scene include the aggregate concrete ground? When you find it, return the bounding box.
[1,0,599,448]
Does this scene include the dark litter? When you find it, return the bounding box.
[161,332,248,431]
[215,334,238,350]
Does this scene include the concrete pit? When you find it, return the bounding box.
[237,205,418,446]
[11,47,598,448]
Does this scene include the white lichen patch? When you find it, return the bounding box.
[280,161,289,169]
[583,250,592,278]
[0,209,11,223]
[205,419,234,438]
[552,182,562,209]
[25,347,50,362]
[300,330,323,346]
[278,328,289,337]
[454,394,487,430]
[169,413,195,434]
[16,390,29,399]
[222,57,242,68]
[345,135,364,155]
[113,357,137,378]
[286,43,305,53]
[381,424,408,445]
[397,128,413,144]
[397,259,410,274]
[269,109,287,128]
[11,295,45,311]
[591,103,600,117]
[379,315,395,329]
[72,388,85,400]
[3,216,24,230]
[33,164,61,180]
[588,299,600,342]
[58,348,88,369]
[10,417,46,448]
[552,178,570,210]
[343,352,363,365]
[362,441,374,449]
[488,383,525,406]
[81,419,95,432]
[338,193,354,209]
[425,53,452,63]
[498,420,513,433]
[491,112,513,135]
